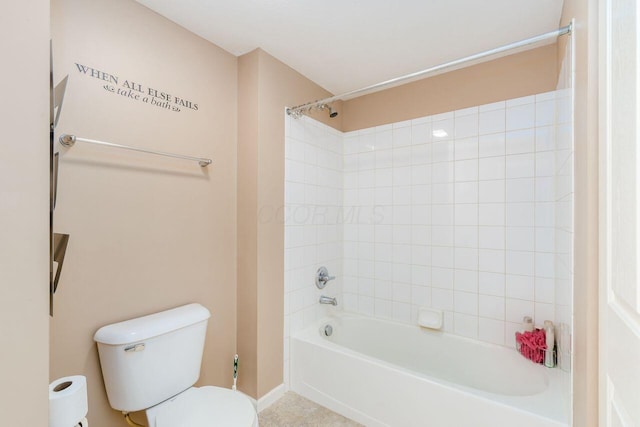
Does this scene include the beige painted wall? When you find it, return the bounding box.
[342,44,558,132]
[50,0,238,425]
[0,1,50,425]
[237,48,341,399]
[237,50,260,399]
[558,1,600,426]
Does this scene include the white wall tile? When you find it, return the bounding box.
[392,244,411,264]
[506,103,535,131]
[432,162,454,183]
[506,275,535,300]
[455,137,479,160]
[506,227,535,251]
[432,183,454,204]
[432,267,454,289]
[535,277,554,304]
[535,126,555,152]
[375,149,393,169]
[411,164,431,186]
[455,159,478,182]
[455,204,478,226]
[479,295,505,320]
[479,318,505,345]
[506,178,535,202]
[479,249,505,273]
[411,265,430,286]
[506,251,535,276]
[432,119,454,140]
[455,106,479,117]
[479,203,505,226]
[432,226,454,246]
[506,203,535,227]
[374,298,393,318]
[455,114,479,138]
[454,313,478,338]
[479,100,506,112]
[479,226,505,250]
[479,180,505,203]
[411,185,431,205]
[506,298,534,323]
[393,127,412,147]
[432,246,454,268]
[392,185,411,205]
[432,204,454,225]
[506,153,535,179]
[392,283,411,303]
[535,252,555,278]
[535,100,556,127]
[455,248,478,271]
[479,272,505,296]
[455,182,478,203]
[506,129,535,154]
[479,109,505,135]
[375,130,393,150]
[393,167,412,186]
[479,157,505,180]
[455,269,478,292]
[455,291,478,315]
[359,296,375,316]
[536,228,555,252]
[506,95,535,107]
[535,151,555,177]
[411,144,431,165]
[411,245,430,265]
[535,177,555,202]
[412,123,432,145]
[455,226,478,248]
[432,141,455,162]
[432,288,454,310]
[393,302,412,322]
[411,285,431,306]
[479,133,506,158]
[393,146,413,168]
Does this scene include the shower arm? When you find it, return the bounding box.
[287,24,572,117]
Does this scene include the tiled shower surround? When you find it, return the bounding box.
[284,89,573,383]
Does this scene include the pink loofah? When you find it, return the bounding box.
[515,329,547,364]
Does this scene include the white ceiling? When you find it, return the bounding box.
[135,0,564,95]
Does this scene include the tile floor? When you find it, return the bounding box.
[258,392,363,427]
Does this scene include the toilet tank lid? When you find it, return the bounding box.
[94,303,211,345]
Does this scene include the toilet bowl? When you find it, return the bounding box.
[93,304,258,427]
[147,386,257,427]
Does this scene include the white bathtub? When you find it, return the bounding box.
[291,314,570,427]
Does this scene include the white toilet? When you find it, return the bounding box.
[94,303,258,427]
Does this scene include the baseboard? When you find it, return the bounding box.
[257,383,286,413]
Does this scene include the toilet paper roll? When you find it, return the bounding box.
[49,376,88,427]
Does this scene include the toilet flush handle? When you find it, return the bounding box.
[124,343,145,353]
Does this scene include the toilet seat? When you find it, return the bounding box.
[150,386,258,427]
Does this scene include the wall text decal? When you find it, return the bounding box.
[74,63,199,113]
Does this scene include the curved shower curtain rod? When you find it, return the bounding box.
[287,23,572,118]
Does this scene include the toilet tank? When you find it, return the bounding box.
[94,303,211,412]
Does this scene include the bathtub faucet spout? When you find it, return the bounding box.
[319,295,338,306]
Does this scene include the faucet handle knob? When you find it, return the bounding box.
[315,266,335,289]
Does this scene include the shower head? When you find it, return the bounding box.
[320,104,338,118]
